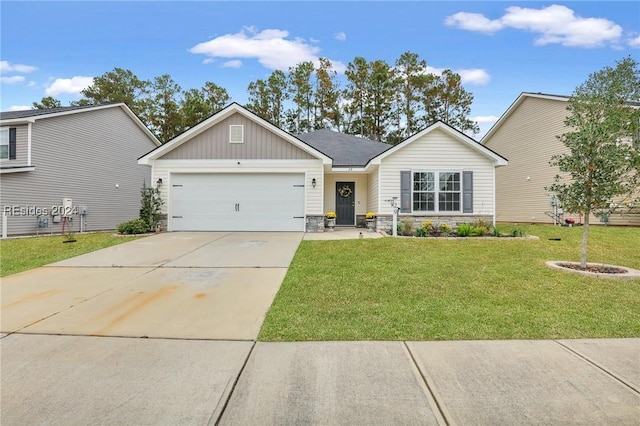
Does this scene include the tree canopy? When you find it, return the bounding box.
[546,56,640,267]
[28,52,480,144]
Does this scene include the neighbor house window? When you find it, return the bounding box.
[412,171,461,212]
[0,128,8,160]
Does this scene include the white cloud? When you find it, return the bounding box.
[472,115,500,124]
[189,26,346,72]
[424,66,490,86]
[334,32,347,41]
[27,81,36,87]
[0,60,37,73]
[456,69,491,86]
[0,76,25,84]
[45,76,93,96]
[628,35,640,48]
[444,12,504,34]
[9,105,33,111]
[223,60,242,68]
[445,4,623,48]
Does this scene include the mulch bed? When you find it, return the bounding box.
[557,263,628,274]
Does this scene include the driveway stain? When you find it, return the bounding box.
[91,285,178,335]
[1,289,63,310]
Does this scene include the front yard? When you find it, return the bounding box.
[259,225,640,341]
[0,233,143,277]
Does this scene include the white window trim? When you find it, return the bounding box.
[0,127,9,160]
[229,125,244,144]
[411,169,462,214]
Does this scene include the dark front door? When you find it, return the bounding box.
[335,182,355,226]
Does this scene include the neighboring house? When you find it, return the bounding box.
[138,103,507,232]
[482,92,639,226]
[0,104,161,236]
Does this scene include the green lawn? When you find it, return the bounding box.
[259,225,640,341]
[0,233,144,277]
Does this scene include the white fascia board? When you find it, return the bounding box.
[155,158,322,171]
[328,167,368,174]
[0,166,36,174]
[0,118,36,125]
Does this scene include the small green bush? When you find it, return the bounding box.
[471,226,488,236]
[511,228,524,237]
[456,223,473,237]
[117,219,148,235]
[414,227,429,237]
[439,223,452,236]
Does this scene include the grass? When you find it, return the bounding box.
[0,232,144,277]
[259,224,640,341]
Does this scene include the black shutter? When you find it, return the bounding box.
[463,171,473,213]
[400,171,411,213]
[9,128,16,160]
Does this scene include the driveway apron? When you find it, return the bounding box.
[2,232,303,340]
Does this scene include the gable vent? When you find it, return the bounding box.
[229,125,244,143]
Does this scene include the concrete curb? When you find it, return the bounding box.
[546,261,640,280]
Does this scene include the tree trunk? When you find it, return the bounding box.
[581,211,590,269]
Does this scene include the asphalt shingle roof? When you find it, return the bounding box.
[297,129,391,167]
[0,104,107,120]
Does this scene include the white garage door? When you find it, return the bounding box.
[170,173,305,231]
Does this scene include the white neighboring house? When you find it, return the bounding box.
[0,104,160,236]
[139,103,507,232]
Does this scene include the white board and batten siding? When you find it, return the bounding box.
[378,127,496,216]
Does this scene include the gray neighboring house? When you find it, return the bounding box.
[0,104,160,236]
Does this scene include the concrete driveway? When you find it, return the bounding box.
[1,232,302,340]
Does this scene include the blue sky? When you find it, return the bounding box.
[1,1,639,137]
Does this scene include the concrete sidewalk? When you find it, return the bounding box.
[1,335,638,425]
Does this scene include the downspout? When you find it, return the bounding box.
[27,121,33,166]
[492,164,496,227]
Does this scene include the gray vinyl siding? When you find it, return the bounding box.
[0,124,28,167]
[484,95,640,226]
[159,113,315,160]
[0,107,157,236]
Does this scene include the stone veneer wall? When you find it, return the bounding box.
[305,215,326,232]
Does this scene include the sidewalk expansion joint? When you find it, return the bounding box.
[554,340,639,395]
[402,342,453,426]
[211,340,256,426]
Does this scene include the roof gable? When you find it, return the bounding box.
[0,103,160,146]
[373,121,507,166]
[139,103,331,164]
[481,92,569,144]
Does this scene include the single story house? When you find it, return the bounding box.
[138,103,507,232]
[0,104,161,236]
[482,92,639,226]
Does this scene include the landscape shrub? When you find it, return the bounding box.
[456,223,473,237]
[117,219,148,235]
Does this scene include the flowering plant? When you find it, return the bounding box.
[325,211,337,219]
[365,212,376,219]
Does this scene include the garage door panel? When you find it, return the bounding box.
[170,173,305,232]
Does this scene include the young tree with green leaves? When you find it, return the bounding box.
[32,96,62,109]
[81,67,150,116]
[546,56,640,268]
[147,74,183,142]
[424,70,479,135]
[286,61,315,133]
[313,58,340,130]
